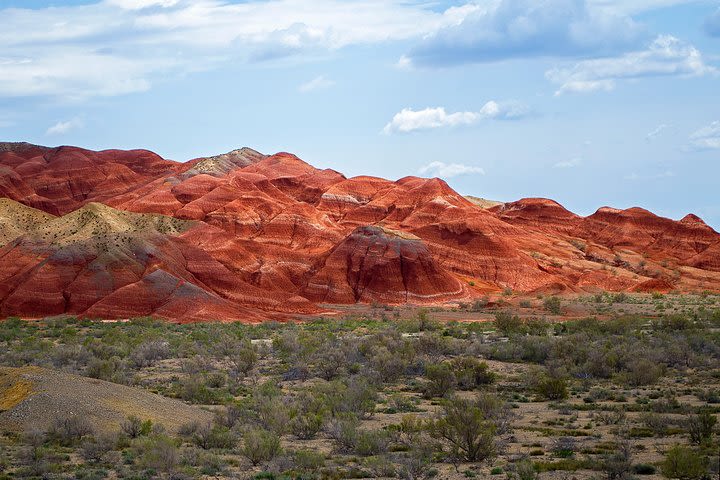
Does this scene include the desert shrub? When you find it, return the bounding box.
[121,416,152,439]
[601,441,632,480]
[661,445,707,479]
[293,449,325,472]
[312,344,348,380]
[192,423,237,450]
[632,464,656,475]
[624,358,664,386]
[354,429,391,456]
[177,374,226,404]
[429,395,502,463]
[389,414,427,449]
[323,376,378,419]
[494,311,522,335]
[80,433,120,462]
[423,362,456,398]
[214,404,243,430]
[86,357,125,383]
[506,459,538,480]
[51,344,91,371]
[451,356,496,390]
[471,298,489,311]
[129,340,169,368]
[387,394,420,413]
[395,445,435,480]
[252,390,291,435]
[48,415,95,445]
[289,392,327,439]
[135,434,179,473]
[327,415,361,453]
[241,428,282,466]
[544,296,562,314]
[639,412,671,435]
[552,437,576,458]
[535,375,569,400]
[230,341,258,378]
[686,410,717,444]
[594,409,627,426]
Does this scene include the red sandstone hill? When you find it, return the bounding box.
[0,142,718,322]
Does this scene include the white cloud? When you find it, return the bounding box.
[688,121,720,150]
[383,107,478,134]
[46,117,84,135]
[547,35,715,95]
[554,158,581,168]
[298,75,334,93]
[105,0,179,9]
[418,161,485,178]
[645,123,667,140]
[406,0,643,67]
[589,0,699,15]
[383,101,528,134]
[0,0,470,100]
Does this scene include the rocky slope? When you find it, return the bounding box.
[0,142,718,322]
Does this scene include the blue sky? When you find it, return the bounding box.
[1,0,719,228]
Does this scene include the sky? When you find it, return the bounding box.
[0,0,719,229]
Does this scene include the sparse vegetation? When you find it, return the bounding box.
[0,292,719,478]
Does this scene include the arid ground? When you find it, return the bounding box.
[1,293,719,479]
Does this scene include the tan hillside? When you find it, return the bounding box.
[464,195,502,209]
[0,366,213,433]
[0,198,55,246]
[26,202,194,248]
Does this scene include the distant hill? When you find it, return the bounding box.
[0,143,717,322]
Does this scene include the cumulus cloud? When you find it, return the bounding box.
[418,161,485,178]
[46,117,84,135]
[554,158,581,168]
[705,8,720,37]
[383,101,528,134]
[0,0,469,100]
[404,0,643,67]
[546,35,715,95]
[688,121,720,150]
[298,75,334,93]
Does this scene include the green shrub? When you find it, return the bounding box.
[494,311,522,335]
[135,434,179,473]
[423,362,456,398]
[293,449,325,472]
[543,297,562,314]
[661,445,707,479]
[240,428,282,466]
[535,376,569,400]
[632,464,656,475]
[686,410,716,444]
[430,395,504,463]
[451,357,496,390]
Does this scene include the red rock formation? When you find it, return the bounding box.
[303,226,464,304]
[0,142,718,322]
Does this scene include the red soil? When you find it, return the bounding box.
[0,142,718,322]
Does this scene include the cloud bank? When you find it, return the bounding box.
[546,36,715,95]
[404,0,644,67]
